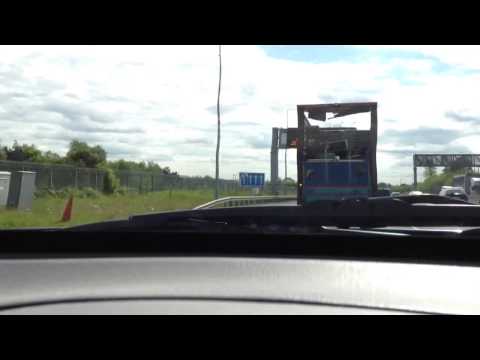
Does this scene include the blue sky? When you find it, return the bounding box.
[262,45,443,63]
[261,45,364,63]
[262,45,457,85]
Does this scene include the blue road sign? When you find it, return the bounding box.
[239,172,265,187]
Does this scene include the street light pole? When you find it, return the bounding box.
[285,110,288,182]
[215,45,222,199]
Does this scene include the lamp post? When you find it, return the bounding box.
[285,110,288,182]
[215,45,222,199]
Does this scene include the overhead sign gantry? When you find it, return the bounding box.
[413,153,480,187]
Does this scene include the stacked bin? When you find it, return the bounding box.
[7,171,36,210]
[0,172,11,208]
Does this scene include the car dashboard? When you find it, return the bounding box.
[0,256,478,314]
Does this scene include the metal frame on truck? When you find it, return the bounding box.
[296,102,378,205]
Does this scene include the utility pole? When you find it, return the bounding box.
[215,45,222,199]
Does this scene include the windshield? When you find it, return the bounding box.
[1,45,480,229]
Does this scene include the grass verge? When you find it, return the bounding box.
[0,189,252,229]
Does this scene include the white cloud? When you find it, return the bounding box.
[1,45,480,184]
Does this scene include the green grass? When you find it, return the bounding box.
[0,189,253,229]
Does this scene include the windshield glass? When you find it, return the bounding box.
[1,45,479,229]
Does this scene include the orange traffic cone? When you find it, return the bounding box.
[61,195,74,222]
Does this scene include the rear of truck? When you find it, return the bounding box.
[295,103,378,205]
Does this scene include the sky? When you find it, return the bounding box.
[1,45,480,184]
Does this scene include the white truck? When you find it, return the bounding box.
[450,175,480,203]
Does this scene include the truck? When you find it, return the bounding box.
[452,174,480,203]
[295,102,378,205]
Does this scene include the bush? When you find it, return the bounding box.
[419,172,456,194]
[80,187,101,199]
[34,189,51,199]
[114,186,134,196]
[102,167,120,194]
[34,188,69,199]
[57,187,76,198]
[34,187,101,199]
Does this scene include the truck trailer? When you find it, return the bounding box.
[295,102,378,205]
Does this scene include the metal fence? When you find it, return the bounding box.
[0,160,105,191]
[0,160,298,195]
[116,170,243,194]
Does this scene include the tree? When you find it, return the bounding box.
[146,161,161,172]
[378,182,392,189]
[0,142,6,161]
[41,150,64,164]
[161,166,178,175]
[419,172,449,194]
[391,183,414,194]
[66,140,106,168]
[424,166,437,178]
[281,177,296,185]
[108,159,133,171]
[4,141,42,162]
[418,166,468,194]
[137,161,146,171]
[107,159,179,177]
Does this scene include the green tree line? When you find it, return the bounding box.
[0,139,176,175]
[0,139,179,194]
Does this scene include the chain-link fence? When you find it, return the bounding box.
[116,170,243,194]
[0,160,297,196]
[0,160,105,191]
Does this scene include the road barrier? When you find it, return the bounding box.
[194,195,297,210]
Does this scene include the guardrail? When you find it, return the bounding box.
[194,196,297,210]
